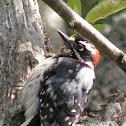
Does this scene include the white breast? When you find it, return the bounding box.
[76,67,95,96]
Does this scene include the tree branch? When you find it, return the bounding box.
[42,0,126,73]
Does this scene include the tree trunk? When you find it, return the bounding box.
[0,0,53,125]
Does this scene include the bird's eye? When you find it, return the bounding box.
[78,44,84,51]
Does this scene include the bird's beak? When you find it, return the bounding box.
[57,30,75,45]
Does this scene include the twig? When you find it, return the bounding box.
[42,0,126,73]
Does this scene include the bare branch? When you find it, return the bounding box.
[42,0,126,73]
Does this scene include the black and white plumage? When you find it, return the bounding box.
[21,30,100,126]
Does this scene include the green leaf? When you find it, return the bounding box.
[67,0,81,16]
[70,34,78,37]
[70,30,79,37]
[74,0,81,16]
[85,0,126,23]
[67,0,74,10]
[93,24,104,30]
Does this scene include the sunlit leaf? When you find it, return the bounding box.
[85,0,126,23]
[70,30,79,37]
[93,24,104,30]
[67,0,74,10]
[67,0,81,16]
[70,34,78,37]
[74,0,81,16]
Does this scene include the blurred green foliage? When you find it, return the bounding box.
[67,0,126,30]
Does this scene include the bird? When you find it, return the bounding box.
[20,30,100,126]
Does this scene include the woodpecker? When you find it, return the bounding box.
[21,30,100,126]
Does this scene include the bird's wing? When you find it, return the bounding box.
[40,57,95,114]
[21,57,56,120]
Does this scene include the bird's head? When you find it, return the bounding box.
[57,30,100,68]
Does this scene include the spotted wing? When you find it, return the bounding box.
[39,57,95,125]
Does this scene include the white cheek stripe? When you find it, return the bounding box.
[79,41,95,54]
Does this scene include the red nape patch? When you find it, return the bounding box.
[93,49,100,67]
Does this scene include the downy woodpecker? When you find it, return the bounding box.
[21,30,100,126]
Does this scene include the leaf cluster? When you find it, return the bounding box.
[67,0,126,30]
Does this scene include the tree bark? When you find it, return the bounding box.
[0,0,53,125]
